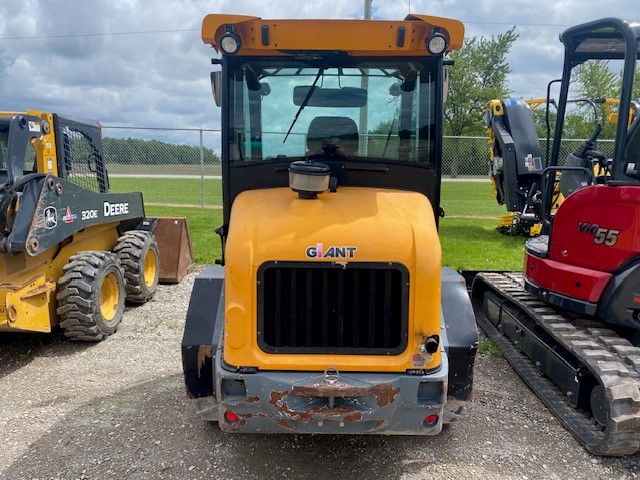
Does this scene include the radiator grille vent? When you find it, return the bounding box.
[258,262,408,354]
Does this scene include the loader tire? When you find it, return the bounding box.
[56,251,126,342]
[115,230,159,305]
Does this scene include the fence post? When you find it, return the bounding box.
[199,129,205,207]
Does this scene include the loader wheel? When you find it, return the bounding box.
[115,230,159,304]
[56,251,126,341]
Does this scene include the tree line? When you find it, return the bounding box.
[102,137,220,165]
[444,27,640,140]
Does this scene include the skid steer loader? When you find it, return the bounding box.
[0,110,193,340]
[182,13,478,435]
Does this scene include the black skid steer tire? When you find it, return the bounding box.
[56,251,126,342]
[114,230,160,305]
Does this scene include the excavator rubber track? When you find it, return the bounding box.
[471,272,640,456]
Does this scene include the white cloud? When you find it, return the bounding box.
[0,0,638,128]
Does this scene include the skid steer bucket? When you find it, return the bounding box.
[151,217,195,283]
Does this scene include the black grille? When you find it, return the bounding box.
[258,262,408,354]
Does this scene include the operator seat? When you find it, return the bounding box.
[307,116,359,156]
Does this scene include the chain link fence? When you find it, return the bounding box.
[101,126,614,216]
[102,126,222,207]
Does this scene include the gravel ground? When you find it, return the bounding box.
[1,270,640,480]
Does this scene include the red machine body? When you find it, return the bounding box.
[525,183,640,327]
[472,18,640,456]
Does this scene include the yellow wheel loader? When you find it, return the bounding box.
[0,110,193,340]
[182,14,478,434]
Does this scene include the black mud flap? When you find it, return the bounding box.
[441,267,478,403]
[181,266,224,398]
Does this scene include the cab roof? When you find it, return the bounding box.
[201,14,464,57]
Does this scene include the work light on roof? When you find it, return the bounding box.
[426,32,448,55]
[220,32,241,54]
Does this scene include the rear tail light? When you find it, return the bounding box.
[224,410,240,423]
[423,413,439,427]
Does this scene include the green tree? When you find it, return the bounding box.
[444,27,518,176]
[569,60,620,139]
[102,137,220,166]
[560,61,640,141]
[369,119,395,135]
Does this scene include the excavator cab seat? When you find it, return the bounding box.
[307,116,358,157]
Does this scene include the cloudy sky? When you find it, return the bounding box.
[0,0,639,130]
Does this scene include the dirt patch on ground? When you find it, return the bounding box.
[1,272,639,479]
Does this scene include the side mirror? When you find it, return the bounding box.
[210,71,222,107]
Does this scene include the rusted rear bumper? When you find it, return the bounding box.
[213,352,449,434]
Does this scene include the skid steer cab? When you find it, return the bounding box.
[182,14,478,435]
[0,110,194,340]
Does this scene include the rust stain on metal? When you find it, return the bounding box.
[270,390,288,407]
[184,380,195,399]
[341,410,364,422]
[21,281,54,299]
[196,345,212,377]
[289,382,400,408]
[276,419,295,431]
[267,384,402,424]
[236,412,294,431]
[229,383,401,429]
[268,391,365,423]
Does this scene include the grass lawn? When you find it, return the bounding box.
[147,206,526,271]
[440,181,504,218]
[439,218,526,271]
[146,206,223,264]
[111,177,223,206]
[120,177,504,218]
[108,163,222,176]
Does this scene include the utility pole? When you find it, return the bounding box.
[359,0,372,156]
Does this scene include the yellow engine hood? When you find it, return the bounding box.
[224,186,442,372]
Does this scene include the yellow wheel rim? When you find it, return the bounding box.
[143,249,158,288]
[100,272,120,321]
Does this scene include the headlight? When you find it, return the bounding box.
[220,32,241,54]
[426,32,448,55]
